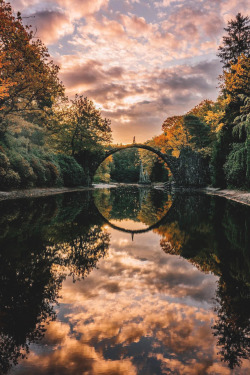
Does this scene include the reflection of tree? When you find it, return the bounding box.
[138,189,172,226]
[94,186,172,226]
[213,279,250,369]
[113,187,141,220]
[157,194,250,370]
[50,225,110,282]
[0,193,110,374]
[0,242,62,374]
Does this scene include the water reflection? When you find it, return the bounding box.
[157,194,250,370]
[0,193,110,374]
[93,186,173,238]
[0,188,249,374]
[93,186,173,233]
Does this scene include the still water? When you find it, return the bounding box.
[0,186,249,375]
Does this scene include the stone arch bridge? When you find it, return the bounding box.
[79,144,210,187]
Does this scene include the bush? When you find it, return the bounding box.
[0,151,10,170]
[210,135,227,187]
[30,157,47,186]
[246,130,250,188]
[0,152,21,190]
[43,160,61,187]
[224,143,247,187]
[8,152,36,188]
[55,154,86,187]
[4,169,21,190]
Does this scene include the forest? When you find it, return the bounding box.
[0,0,249,190]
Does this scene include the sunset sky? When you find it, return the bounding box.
[9,0,250,143]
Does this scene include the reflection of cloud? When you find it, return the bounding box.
[109,219,148,230]
[17,338,136,375]
[42,320,70,345]
[14,228,250,374]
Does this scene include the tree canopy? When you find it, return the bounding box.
[0,0,64,133]
[48,95,112,156]
[218,13,250,69]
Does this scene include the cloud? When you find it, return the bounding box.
[11,0,110,18]
[57,53,220,143]
[56,0,109,18]
[119,13,156,37]
[28,10,74,45]
[59,59,125,97]
[9,0,249,143]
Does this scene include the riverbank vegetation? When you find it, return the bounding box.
[144,13,250,189]
[0,0,249,190]
[0,1,111,190]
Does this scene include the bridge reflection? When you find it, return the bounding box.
[93,186,174,238]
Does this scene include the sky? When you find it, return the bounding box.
[9,0,250,144]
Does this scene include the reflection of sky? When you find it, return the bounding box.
[109,219,149,230]
[13,227,250,375]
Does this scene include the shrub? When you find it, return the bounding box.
[43,160,61,187]
[9,152,36,188]
[55,154,86,187]
[30,157,47,186]
[224,143,247,187]
[0,152,21,190]
[4,169,21,190]
[210,135,227,187]
[0,151,10,170]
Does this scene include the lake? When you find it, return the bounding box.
[0,186,249,375]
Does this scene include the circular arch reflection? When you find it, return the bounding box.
[93,187,174,237]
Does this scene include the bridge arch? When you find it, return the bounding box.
[94,143,179,182]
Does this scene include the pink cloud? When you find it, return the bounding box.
[28,10,74,45]
[56,0,110,18]
[9,0,249,143]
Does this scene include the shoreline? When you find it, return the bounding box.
[0,186,94,201]
[0,185,249,207]
[199,187,250,207]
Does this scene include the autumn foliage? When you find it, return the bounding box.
[0,1,113,190]
[0,0,64,132]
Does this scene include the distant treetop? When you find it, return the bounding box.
[217,13,250,69]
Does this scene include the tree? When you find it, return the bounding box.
[110,148,140,182]
[211,14,250,188]
[161,112,212,156]
[218,13,250,69]
[138,143,169,182]
[94,156,112,183]
[188,99,214,121]
[0,54,15,105]
[203,96,229,133]
[161,115,189,155]
[183,114,212,150]
[223,54,250,100]
[48,95,112,156]
[0,1,64,133]
[211,55,250,188]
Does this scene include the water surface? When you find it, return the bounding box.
[0,186,249,374]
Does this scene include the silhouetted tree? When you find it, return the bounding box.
[218,13,250,69]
